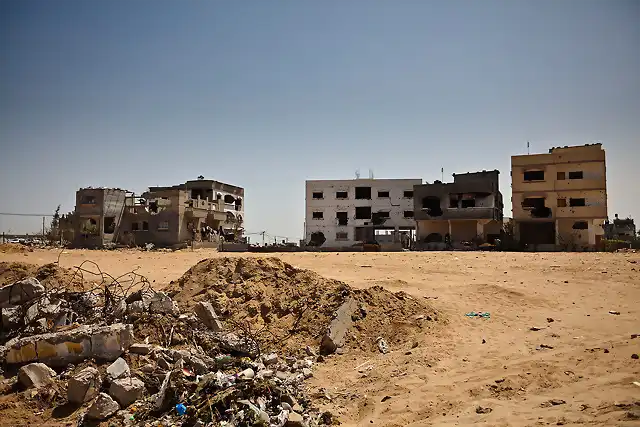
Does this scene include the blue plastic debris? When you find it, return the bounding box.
[176,403,187,416]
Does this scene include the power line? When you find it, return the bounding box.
[0,212,54,217]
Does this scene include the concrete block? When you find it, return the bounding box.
[18,362,57,389]
[87,393,120,420]
[2,323,133,366]
[148,292,179,316]
[68,367,101,404]
[106,357,130,381]
[109,377,145,407]
[129,343,153,355]
[0,278,45,308]
[320,298,357,354]
[194,302,223,331]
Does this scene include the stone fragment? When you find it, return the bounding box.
[18,362,56,389]
[320,298,357,354]
[286,411,305,427]
[194,302,223,331]
[68,366,101,404]
[2,323,134,366]
[148,292,179,316]
[262,353,279,365]
[127,301,146,314]
[113,299,127,319]
[153,372,171,411]
[216,332,259,356]
[0,278,45,308]
[109,377,145,407]
[1,306,22,330]
[476,406,492,414]
[129,343,153,355]
[87,393,120,420]
[238,368,255,380]
[106,357,130,381]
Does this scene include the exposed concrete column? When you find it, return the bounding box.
[555,220,559,245]
[448,220,452,238]
[476,221,484,239]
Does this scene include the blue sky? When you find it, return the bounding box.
[1,0,638,239]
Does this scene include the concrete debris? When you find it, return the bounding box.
[1,306,21,331]
[194,301,223,331]
[0,278,45,308]
[68,366,101,404]
[113,299,127,319]
[129,343,153,355]
[2,323,134,365]
[148,292,180,316]
[320,297,357,354]
[286,411,305,427]
[106,357,130,381]
[216,332,259,356]
[377,337,389,354]
[18,362,57,389]
[87,392,120,420]
[109,377,145,407]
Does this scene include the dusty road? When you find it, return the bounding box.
[1,248,639,426]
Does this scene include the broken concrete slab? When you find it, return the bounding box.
[1,306,22,330]
[113,299,127,319]
[286,411,305,427]
[109,377,145,407]
[68,366,101,404]
[194,301,223,331]
[0,278,45,308]
[216,332,259,356]
[129,343,153,355]
[148,292,179,316]
[320,297,357,354]
[87,393,120,420]
[2,323,134,366]
[18,362,57,389]
[106,357,130,382]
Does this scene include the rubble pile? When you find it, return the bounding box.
[0,257,439,426]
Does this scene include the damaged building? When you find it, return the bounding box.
[511,143,607,250]
[603,214,636,241]
[412,170,504,249]
[304,178,421,249]
[73,179,244,248]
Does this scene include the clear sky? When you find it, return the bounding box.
[1,0,638,239]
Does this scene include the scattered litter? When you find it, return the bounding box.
[377,337,389,354]
[530,326,545,331]
[381,396,392,402]
[547,317,554,323]
[175,403,187,416]
[476,406,492,414]
[541,399,566,407]
[633,382,640,388]
[465,311,490,319]
[609,310,621,315]
[632,354,639,360]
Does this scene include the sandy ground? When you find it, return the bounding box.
[1,248,639,426]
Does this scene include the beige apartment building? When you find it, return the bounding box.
[511,143,607,250]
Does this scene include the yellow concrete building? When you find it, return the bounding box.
[511,143,607,250]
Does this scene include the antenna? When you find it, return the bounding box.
[527,141,530,154]
[355,169,360,179]
[441,167,444,182]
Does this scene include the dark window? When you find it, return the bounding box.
[460,199,476,208]
[572,221,588,230]
[377,211,390,218]
[131,222,140,231]
[377,191,390,198]
[157,221,169,231]
[523,170,545,181]
[312,211,323,219]
[224,194,236,204]
[336,191,348,199]
[80,195,96,204]
[336,232,348,240]
[336,212,348,226]
[522,197,544,208]
[312,191,324,200]
[355,206,372,219]
[557,171,566,180]
[569,198,586,207]
[403,190,414,198]
[449,197,459,208]
[568,171,583,179]
[142,221,149,231]
[557,198,567,207]
[404,210,414,218]
[355,187,372,200]
[149,201,158,213]
[103,217,115,234]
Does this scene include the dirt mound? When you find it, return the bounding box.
[165,257,441,354]
[0,243,33,254]
[0,261,85,291]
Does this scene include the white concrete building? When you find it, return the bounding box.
[304,178,422,248]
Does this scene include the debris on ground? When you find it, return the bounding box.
[476,405,492,414]
[609,310,621,315]
[465,311,490,319]
[0,257,442,425]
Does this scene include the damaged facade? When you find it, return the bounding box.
[413,170,504,249]
[511,143,607,250]
[603,214,636,241]
[73,179,244,248]
[304,178,421,249]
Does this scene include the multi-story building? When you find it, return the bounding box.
[603,214,636,241]
[511,143,607,250]
[73,188,129,248]
[412,170,503,249]
[72,178,244,248]
[304,178,421,249]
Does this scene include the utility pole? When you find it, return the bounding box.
[42,217,45,240]
[261,231,265,246]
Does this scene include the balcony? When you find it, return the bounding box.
[416,207,499,221]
